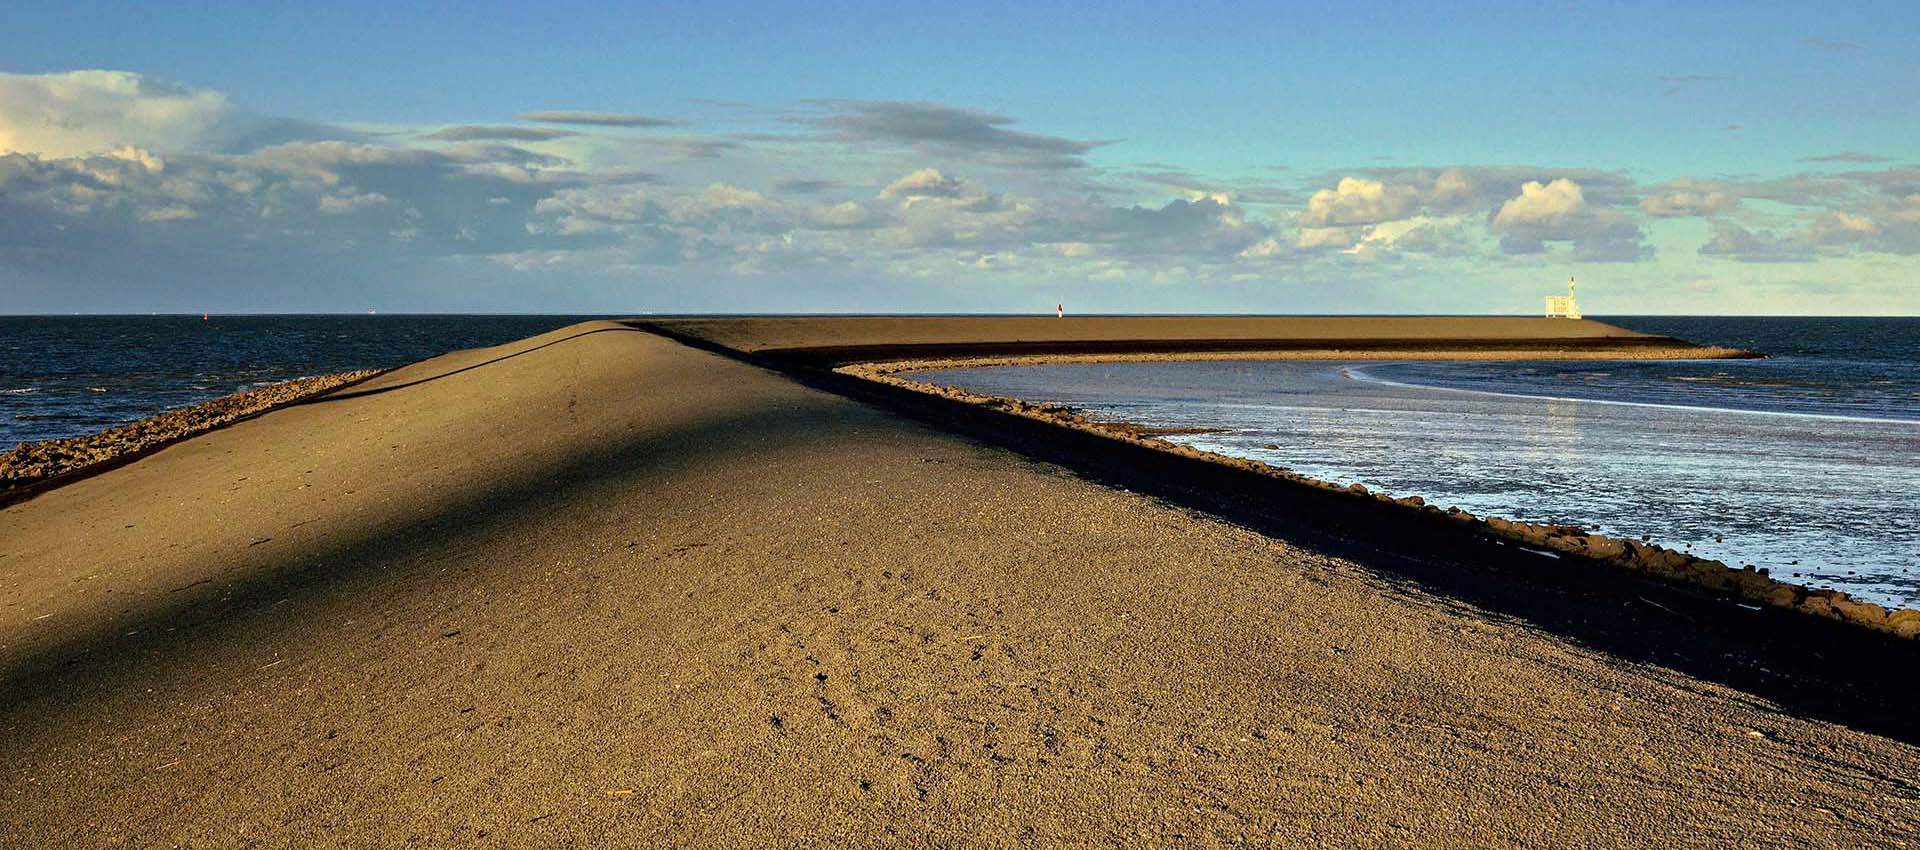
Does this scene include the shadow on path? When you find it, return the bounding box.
[0,394,852,756]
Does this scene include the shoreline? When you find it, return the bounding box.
[842,359,1918,637]
[1344,363,1920,426]
[0,369,384,504]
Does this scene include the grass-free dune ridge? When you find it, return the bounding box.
[3,319,1916,846]
[647,315,1754,365]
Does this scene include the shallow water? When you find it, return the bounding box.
[914,341,1920,610]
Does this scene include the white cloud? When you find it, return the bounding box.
[0,70,351,159]
[1428,168,1476,210]
[1701,193,1920,261]
[1492,178,1586,227]
[1811,211,1880,238]
[806,200,875,229]
[1239,237,1286,258]
[0,70,236,157]
[5,69,1915,312]
[1295,226,1362,251]
[1301,177,1420,227]
[1491,179,1649,261]
[880,167,967,200]
[1346,217,1437,254]
[1639,183,1738,217]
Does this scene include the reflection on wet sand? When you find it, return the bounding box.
[917,359,1920,609]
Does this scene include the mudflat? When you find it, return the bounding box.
[2,320,1914,847]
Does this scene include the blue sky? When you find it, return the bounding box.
[1,2,1915,313]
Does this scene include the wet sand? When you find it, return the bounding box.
[3,320,1916,846]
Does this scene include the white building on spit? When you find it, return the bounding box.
[1545,277,1581,319]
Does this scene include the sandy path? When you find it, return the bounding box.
[1,321,1913,847]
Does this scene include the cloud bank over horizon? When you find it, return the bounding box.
[1,69,1915,315]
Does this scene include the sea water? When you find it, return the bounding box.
[913,318,1920,610]
[0,315,595,447]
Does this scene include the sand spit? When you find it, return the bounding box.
[644,315,1756,367]
[5,320,1918,846]
[819,344,1750,374]
[849,362,1920,640]
[0,370,381,501]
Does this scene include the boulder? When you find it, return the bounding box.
[1886,609,1920,639]
[1762,585,1800,608]
[1831,596,1889,629]
[1583,537,1628,559]
[1798,594,1843,620]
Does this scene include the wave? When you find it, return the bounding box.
[1344,366,1920,426]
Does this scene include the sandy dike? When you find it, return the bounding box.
[4,320,1916,846]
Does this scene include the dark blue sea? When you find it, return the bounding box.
[1370,317,1920,423]
[0,315,595,447]
[914,317,1920,609]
